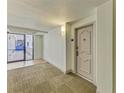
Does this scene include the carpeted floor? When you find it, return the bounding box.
[8,62,96,93]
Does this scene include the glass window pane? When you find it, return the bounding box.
[8,34,24,62]
[25,35,33,60]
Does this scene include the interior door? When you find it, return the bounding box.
[76,25,93,80]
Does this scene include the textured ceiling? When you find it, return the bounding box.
[8,0,108,31]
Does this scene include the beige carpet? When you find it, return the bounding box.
[8,63,96,93]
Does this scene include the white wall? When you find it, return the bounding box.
[97,0,113,93]
[44,26,66,72]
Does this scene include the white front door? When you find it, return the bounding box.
[76,25,93,80]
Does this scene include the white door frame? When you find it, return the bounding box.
[74,22,97,85]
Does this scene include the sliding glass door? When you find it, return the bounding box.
[25,35,33,60]
[8,33,33,62]
[8,34,25,62]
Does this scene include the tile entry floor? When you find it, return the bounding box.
[8,60,96,93]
